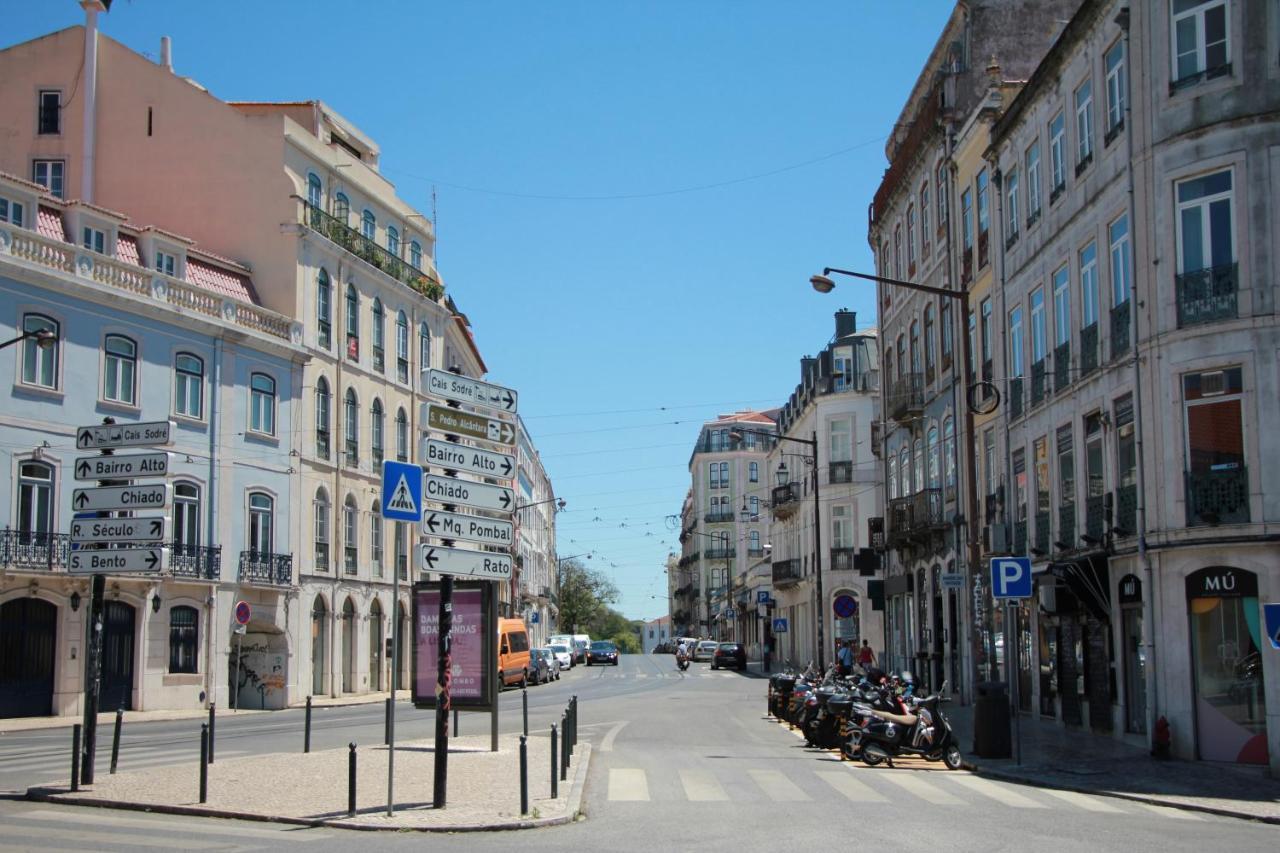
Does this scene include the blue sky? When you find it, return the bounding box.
[10,1,953,619]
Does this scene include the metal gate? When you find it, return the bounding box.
[100,601,135,711]
[0,598,57,718]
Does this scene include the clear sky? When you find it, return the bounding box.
[9,0,954,620]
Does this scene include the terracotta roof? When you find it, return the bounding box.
[713,410,776,426]
[186,258,256,302]
[37,206,65,241]
[116,233,140,266]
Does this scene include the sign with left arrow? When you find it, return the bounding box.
[69,547,167,575]
[418,544,513,580]
[76,420,173,450]
[70,517,167,544]
[74,452,171,481]
[423,475,514,513]
[72,483,171,512]
[422,510,514,548]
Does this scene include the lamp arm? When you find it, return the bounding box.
[822,267,966,301]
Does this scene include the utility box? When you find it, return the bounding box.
[973,681,1012,758]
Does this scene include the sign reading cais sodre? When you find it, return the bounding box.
[411,581,496,711]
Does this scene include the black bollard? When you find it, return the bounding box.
[199,724,208,804]
[348,742,357,817]
[550,724,559,798]
[522,687,528,737]
[519,735,528,815]
[71,724,81,792]
[208,702,215,764]
[304,695,312,753]
[453,706,458,735]
[110,708,122,774]
[384,697,391,746]
[563,710,571,771]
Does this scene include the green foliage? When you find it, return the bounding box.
[556,559,619,635]
[610,631,640,654]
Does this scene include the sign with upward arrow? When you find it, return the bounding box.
[423,475,514,514]
[422,404,515,447]
[69,547,167,575]
[420,439,515,480]
[70,517,167,544]
[421,369,518,414]
[72,484,170,512]
[74,452,171,481]
[75,420,173,450]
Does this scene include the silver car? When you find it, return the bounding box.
[548,644,572,671]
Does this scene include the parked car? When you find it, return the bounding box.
[548,635,575,666]
[694,640,719,662]
[586,640,619,665]
[711,642,747,671]
[548,644,573,670]
[572,639,590,664]
[531,647,559,683]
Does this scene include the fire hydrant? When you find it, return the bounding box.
[1152,715,1171,759]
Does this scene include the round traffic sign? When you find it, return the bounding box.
[832,594,858,619]
[234,600,252,626]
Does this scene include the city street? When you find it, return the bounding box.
[2,655,1275,851]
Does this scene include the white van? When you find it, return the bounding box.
[571,634,591,664]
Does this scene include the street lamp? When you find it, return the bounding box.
[0,327,57,351]
[730,427,825,671]
[517,497,566,512]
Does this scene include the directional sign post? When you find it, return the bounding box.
[422,510,514,549]
[74,452,171,481]
[69,547,167,575]
[423,404,515,447]
[423,475,513,513]
[76,420,174,450]
[421,439,515,480]
[381,460,424,522]
[70,517,166,544]
[421,369,518,414]
[72,483,170,513]
[418,545,513,580]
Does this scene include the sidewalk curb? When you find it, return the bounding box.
[25,744,593,833]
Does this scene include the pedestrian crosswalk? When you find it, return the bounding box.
[0,746,250,784]
[0,806,332,850]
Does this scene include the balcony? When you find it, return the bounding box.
[772,558,802,588]
[887,373,924,423]
[678,552,699,568]
[829,460,853,484]
[704,510,734,524]
[239,551,293,587]
[747,547,765,558]
[1079,323,1098,377]
[1115,484,1137,536]
[1176,263,1238,328]
[1110,300,1130,360]
[1034,511,1051,555]
[771,482,801,519]
[704,547,735,560]
[1056,504,1076,552]
[1186,466,1250,527]
[1084,495,1106,543]
[0,530,71,571]
[886,489,945,548]
[1009,376,1024,420]
[170,544,221,581]
[302,200,443,302]
[1030,360,1047,406]
[830,547,856,571]
[1054,343,1071,393]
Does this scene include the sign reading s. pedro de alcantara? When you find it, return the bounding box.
[411,581,496,711]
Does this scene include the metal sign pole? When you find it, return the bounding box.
[233,630,243,711]
[387,556,398,817]
[1009,600,1022,765]
[432,575,453,808]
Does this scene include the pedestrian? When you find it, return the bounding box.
[856,639,876,670]
[837,640,854,676]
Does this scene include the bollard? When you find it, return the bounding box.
[199,724,208,804]
[384,697,391,746]
[563,711,571,771]
[110,708,123,774]
[348,743,357,817]
[519,735,529,815]
[522,687,528,737]
[71,724,81,792]
[208,702,215,764]
[304,695,312,753]
[453,706,458,735]
[570,696,578,754]
[550,724,559,798]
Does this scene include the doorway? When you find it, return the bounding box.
[101,601,136,711]
[369,600,383,692]
[311,596,327,696]
[0,598,57,718]
[341,598,355,693]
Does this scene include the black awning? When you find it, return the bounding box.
[1040,553,1111,620]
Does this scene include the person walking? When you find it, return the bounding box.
[855,639,876,670]
[837,640,854,676]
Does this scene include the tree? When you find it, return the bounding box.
[556,558,619,635]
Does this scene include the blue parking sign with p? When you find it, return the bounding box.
[991,557,1033,599]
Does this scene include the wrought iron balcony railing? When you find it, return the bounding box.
[239,550,294,587]
[170,543,221,581]
[1085,495,1106,542]
[703,511,734,523]
[1185,466,1250,526]
[830,547,856,571]
[704,547,735,560]
[829,460,853,484]
[302,200,443,302]
[887,489,945,547]
[0,529,71,571]
[1030,360,1047,406]
[1057,504,1076,551]
[1115,484,1137,535]
[1034,511,1051,555]
[772,558,802,587]
[1054,342,1071,394]
[1110,300,1130,361]
[771,482,801,518]
[1079,323,1098,377]
[887,373,925,423]
[1176,263,1238,328]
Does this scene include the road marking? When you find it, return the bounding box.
[0,747,247,774]
[1036,788,1125,813]
[0,826,225,849]
[600,721,629,753]
[0,843,84,853]
[1136,802,1202,820]
[635,673,648,679]
[817,769,889,802]
[748,768,810,802]
[15,809,331,840]
[680,769,730,801]
[608,768,650,801]
[948,774,1047,808]
[878,772,965,804]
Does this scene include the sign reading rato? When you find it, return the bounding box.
[411,580,496,711]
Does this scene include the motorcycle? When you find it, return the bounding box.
[676,652,690,671]
[853,682,963,770]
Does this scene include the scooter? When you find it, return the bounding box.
[854,683,963,770]
[676,652,690,672]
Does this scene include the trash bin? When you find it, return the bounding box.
[973,681,1012,759]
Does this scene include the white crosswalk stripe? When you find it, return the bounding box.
[1136,802,1203,820]
[877,771,966,804]
[816,769,889,802]
[1036,788,1126,812]
[947,773,1047,808]
[748,768,810,802]
[608,767,650,801]
[679,769,729,801]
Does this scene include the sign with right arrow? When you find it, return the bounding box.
[69,547,167,575]
[421,369,518,414]
[423,474,513,513]
[420,438,515,480]
[423,404,515,447]
[70,517,167,544]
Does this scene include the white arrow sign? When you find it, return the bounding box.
[74,452,171,481]
[417,544,513,580]
[72,483,171,513]
[76,420,173,450]
[69,547,168,575]
[421,439,515,480]
[423,475,513,513]
[71,516,167,544]
[421,369,518,413]
[422,510,514,548]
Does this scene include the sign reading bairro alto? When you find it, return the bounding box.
[421,438,514,479]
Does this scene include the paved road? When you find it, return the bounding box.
[2,654,1275,852]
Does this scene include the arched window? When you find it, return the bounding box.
[343,495,358,575]
[749,461,759,482]
[21,313,58,388]
[927,426,941,489]
[418,321,431,371]
[103,334,137,404]
[334,192,349,223]
[943,417,956,495]
[314,376,331,459]
[913,438,924,495]
[924,305,936,379]
[361,209,375,240]
[395,407,408,461]
[17,460,54,537]
[314,487,331,572]
[396,311,409,383]
[250,373,276,435]
[888,454,899,500]
[345,284,359,360]
[169,605,199,674]
[371,398,384,466]
[898,446,911,494]
[371,298,385,372]
[343,388,359,467]
[306,173,322,208]
[173,481,201,555]
[174,353,203,419]
[387,225,400,257]
[409,240,422,270]
[317,268,332,349]
[370,500,384,577]
[248,492,274,554]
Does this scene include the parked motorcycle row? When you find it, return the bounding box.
[767,663,963,770]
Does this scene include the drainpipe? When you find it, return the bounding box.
[79,1,106,203]
[205,335,223,706]
[332,259,345,698]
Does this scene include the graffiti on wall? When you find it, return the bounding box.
[230,634,286,710]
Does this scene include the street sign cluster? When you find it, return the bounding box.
[69,420,174,575]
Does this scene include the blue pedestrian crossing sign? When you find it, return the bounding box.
[772,617,788,633]
[381,460,423,522]
[1264,603,1280,650]
[990,557,1033,599]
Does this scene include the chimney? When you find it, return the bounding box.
[800,356,816,385]
[79,0,108,203]
[160,36,173,72]
[835,309,857,338]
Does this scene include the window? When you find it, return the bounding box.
[315,377,331,459]
[749,530,762,553]
[154,250,176,277]
[307,173,322,208]
[984,429,997,497]
[17,461,54,537]
[20,313,57,388]
[920,182,931,255]
[370,501,384,576]
[82,226,106,254]
[936,163,948,225]
[174,353,203,419]
[1109,215,1132,308]
[1105,40,1126,135]
[1182,367,1246,524]
[168,606,198,674]
[1012,449,1028,530]
[344,388,359,467]
[1172,0,1230,85]
[961,188,973,253]
[967,309,977,384]
[719,461,729,488]
[927,426,940,489]
[317,269,332,350]
[103,334,137,404]
[1053,266,1071,346]
[1115,395,1137,528]
[1006,168,1020,239]
[361,210,375,240]
[396,311,409,383]
[419,322,431,372]
[943,417,956,494]
[940,299,952,366]
[1008,306,1025,377]
[829,418,852,463]
[32,160,64,197]
[371,398,385,467]
[893,224,902,278]
[344,497,358,574]
[906,205,917,272]
[980,298,993,371]
[345,285,359,360]
[832,505,853,548]
[371,298,385,372]
[749,461,758,482]
[334,193,349,223]
[250,373,276,435]
[248,492,274,554]
[888,454,899,499]
[0,195,25,227]
[314,488,330,571]
[1080,242,1099,328]
[1025,141,1042,222]
[1057,425,1075,519]
[37,90,61,135]
[913,438,924,495]
[386,225,400,257]
[924,305,936,378]
[1034,436,1051,520]
[976,168,989,266]
[1074,80,1094,167]
[910,320,921,374]
[750,495,760,518]
[1176,169,1233,274]
[173,482,200,552]
[410,240,423,270]
[896,335,906,379]
[1085,413,1105,517]
[395,407,408,461]
[1049,113,1066,194]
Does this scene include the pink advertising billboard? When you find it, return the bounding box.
[412,581,495,710]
